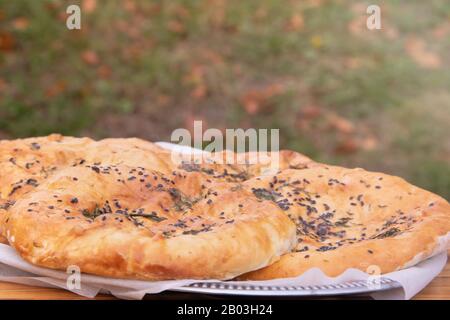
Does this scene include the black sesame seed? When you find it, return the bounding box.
[91,166,100,173]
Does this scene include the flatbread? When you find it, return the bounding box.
[4,164,296,280]
[239,165,450,279]
[0,134,176,243]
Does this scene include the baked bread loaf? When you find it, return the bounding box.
[0,134,178,243]
[0,134,312,244]
[1,134,448,281]
[239,165,450,279]
[4,164,296,280]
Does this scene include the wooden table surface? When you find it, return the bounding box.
[0,252,448,300]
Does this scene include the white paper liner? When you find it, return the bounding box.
[0,243,447,300]
[0,142,447,299]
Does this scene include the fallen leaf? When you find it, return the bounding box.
[361,136,378,151]
[58,12,67,22]
[242,98,259,115]
[328,114,355,134]
[300,105,322,119]
[45,1,61,11]
[83,0,97,14]
[12,17,29,30]
[81,50,99,65]
[240,84,284,115]
[334,138,359,154]
[123,0,136,12]
[348,15,366,36]
[0,32,15,52]
[310,35,323,48]
[191,85,207,100]
[405,37,441,69]
[432,22,450,39]
[286,13,304,32]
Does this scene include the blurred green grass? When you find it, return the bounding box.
[0,0,449,199]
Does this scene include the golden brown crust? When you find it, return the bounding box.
[0,134,93,199]
[170,148,315,182]
[0,135,92,239]
[0,135,177,238]
[239,166,450,279]
[5,165,296,280]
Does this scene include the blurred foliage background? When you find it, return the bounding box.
[0,0,449,199]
